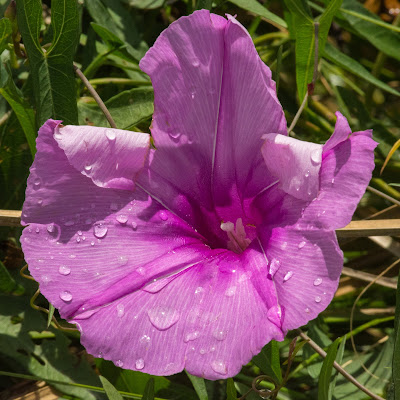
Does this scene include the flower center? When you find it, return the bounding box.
[220,218,251,253]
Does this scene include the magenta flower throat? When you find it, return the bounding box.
[20,10,377,379]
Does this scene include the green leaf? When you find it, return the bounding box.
[284,0,312,21]
[228,0,287,28]
[318,338,340,400]
[392,273,400,399]
[100,375,124,400]
[328,337,346,400]
[91,22,125,47]
[0,261,25,295]
[142,378,154,400]
[196,0,212,9]
[123,0,164,8]
[252,340,282,383]
[226,378,237,400]
[0,62,37,157]
[46,303,55,328]
[340,0,400,61]
[316,0,343,52]
[186,371,208,400]
[78,87,154,129]
[16,0,79,126]
[323,43,400,97]
[0,17,11,54]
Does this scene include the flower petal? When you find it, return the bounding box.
[139,10,286,218]
[55,123,150,191]
[261,133,322,201]
[72,252,284,380]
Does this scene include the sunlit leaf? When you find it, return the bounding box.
[381,139,400,175]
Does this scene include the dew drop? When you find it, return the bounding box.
[91,241,95,246]
[283,271,293,282]
[305,307,311,313]
[224,286,236,297]
[136,267,145,276]
[59,265,71,276]
[192,59,200,67]
[305,170,310,178]
[47,224,54,233]
[85,218,92,225]
[117,304,124,318]
[76,237,81,243]
[269,258,281,277]
[35,227,40,234]
[281,241,288,250]
[106,129,116,141]
[93,221,108,238]
[313,277,322,286]
[64,220,75,226]
[184,331,200,342]
[131,221,138,230]
[194,286,204,295]
[298,241,306,249]
[37,198,43,205]
[311,149,321,165]
[116,214,128,224]
[168,131,181,139]
[115,360,123,368]
[110,203,118,211]
[77,230,83,236]
[212,329,227,341]
[33,178,41,187]
[147,307,180,330]
[135,358,144,370]
[211,360,227,375]
[331,178,335,184]
[117,255,128,266]
[159,211,168,221]
[315,296,322,303]
[84,163,92,172]
[139,334,151,344]
[60,290,72,302]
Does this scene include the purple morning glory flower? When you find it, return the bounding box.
[21,10,377,379]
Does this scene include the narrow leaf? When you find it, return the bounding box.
[284,0,313,21]
[323,43,400,97]
[0,62,37,157]
[328,337,346,400]
[91,22,125,47]
[196,0,212,10]
[252,340,282,383]
[392,273,400,399]
[226,378,237,400]
[0,17,12,54]
[318,338,340,400]
[228,0,287,28]
[142,378,155,400]
[340,0,400,61]
[99,376,124,400]
[0,261,25,295]
[381,139,400,175]
[186,371,208,400]
[47,303,55,328]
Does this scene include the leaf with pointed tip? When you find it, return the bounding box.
[100,376,124,400]
[0,17,11,54]
[318,338,340,400]
[186,371,208,400]
[328,337,346,400]
[142,378,155,400]
[47,304,55,328]
[226,378,237,400]
[252,340,282,383]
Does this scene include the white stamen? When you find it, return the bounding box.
[221,218,251,253]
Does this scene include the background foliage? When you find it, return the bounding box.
[0,0,400,399]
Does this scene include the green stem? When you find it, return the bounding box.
[253,31,287,46]
[88,78,152,86]
[370,178,400,201]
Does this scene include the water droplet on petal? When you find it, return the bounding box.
[139,334,151,344]
[60,290,72,302]
[76,237,81,243]
[311,148,321,165]
[110,203,118,211]
[305,170,310,178]
[35,227,40,234]
[283,271,293,282]
[117,304,124,317]
[305,307,311,313]
[192,59,200,67]
[147,307,180,330]
[77,230,83,236]
[59,265,71,275]
[115,359,123,368]
[116,214,128,224]
[313,277,322,286]
[159,211,168,221]
[131,221,138,230]
[269,258,281,277]
[91,241,95,246]
[315,296,322,303]
[106,129,116,141]
[298,241,306,249]
[136,267,145,276]
[194,286,204,295]
[37,198,43,205]
[84,163,92,172]
[281,241,288,250]
[211,360,227,375]
[213,329,227,341]
[135,358,144,370]
[117,255,128,266]
[47,224,54,233]
[331,178,335,184]
[224,286,236,297]
[184,331,200,342]
[64,220,75,226]
[34,178,41,187]
[93,221,108,238]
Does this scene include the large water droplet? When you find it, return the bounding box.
[184,331,200,342]
[116,214,128,224]
[213,329,227,341]
[315,296,322,303]
[93,222,108,238]
[211,360,227,375]
[147,307,180,330]
[117,304,124,318]
[298,241,306,249]
[224,286,236,297]
[106,129,116,141]
[135,358,144,370]
[313,277,322,286]
[283,271,293,282]
[311,149,321,165]
[59,265,71,276]
[60,290,72,302]
[84,163,92,172]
